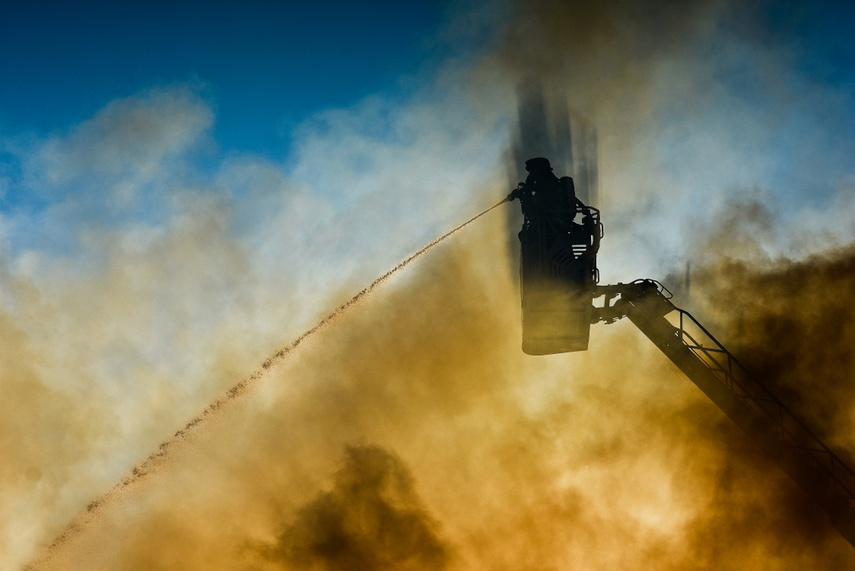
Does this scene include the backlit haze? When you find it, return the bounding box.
[3,1,855,569]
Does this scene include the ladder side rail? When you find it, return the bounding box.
[673,326,734,384]
[676,318,806,443]
[671,306,855,496]
[624,292,855,546]
[675,310,771,399]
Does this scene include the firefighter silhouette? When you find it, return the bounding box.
[508,157,581,252]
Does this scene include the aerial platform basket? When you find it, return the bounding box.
[519,205,602,355]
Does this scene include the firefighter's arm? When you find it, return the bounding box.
[507,183,524,202]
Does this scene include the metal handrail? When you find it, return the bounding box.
[670,306,855,501]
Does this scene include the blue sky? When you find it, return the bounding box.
[1,1,448,156]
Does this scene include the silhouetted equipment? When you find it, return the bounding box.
[508,158,602,355]
[506,159,855,547]
[593,279,855,548]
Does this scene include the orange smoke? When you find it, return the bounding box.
[30,208,855,569]
[10,1,855,569]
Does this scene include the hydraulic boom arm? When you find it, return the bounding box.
[597,279,855,548]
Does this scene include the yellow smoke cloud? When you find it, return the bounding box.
[6,1,855,569]
[30,210,855,569]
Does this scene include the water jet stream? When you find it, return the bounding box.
[29,196,510,569]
